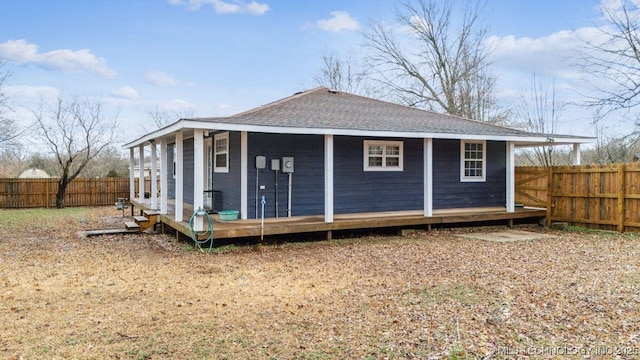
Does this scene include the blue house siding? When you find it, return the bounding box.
[182,139,195,204]
[334,137,424,214]
[211,131,242,213]
[432,139,506,209]
[166,143,175,199]
[247,133,325,218]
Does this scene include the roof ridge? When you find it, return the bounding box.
[232,86,328,117]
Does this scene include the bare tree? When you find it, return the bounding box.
[144,106,194,133]
[363,0,507,123]
[579,1,640,111]
[32,94,118,208]
[0,61,24,150]
[515,75,565,167]
[313,51,372,95]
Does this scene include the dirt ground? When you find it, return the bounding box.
[1,207,639,359]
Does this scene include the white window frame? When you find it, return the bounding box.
[363,140,403,172]
[214,132,229,173]
[460,140,486,182]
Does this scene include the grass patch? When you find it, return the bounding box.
[0,207,85,230]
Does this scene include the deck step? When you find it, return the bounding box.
[124,221,140,230]
[143,210,160,216]
[133,215,149,223]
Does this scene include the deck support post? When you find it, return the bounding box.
[324,134,334,223]
[326,230,332,241]
[424,138,433,217]
[159,138,168,214]
[506,141,515,213]
[193,129,205,231]
[175,132,184,223]
[241,131,248,220]
[129,148,135,201]
[138,144,145,204]
[150,141,158,210]
[572,143,581,165]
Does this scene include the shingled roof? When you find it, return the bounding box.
[195,87,534,136]
[124,87,595,148]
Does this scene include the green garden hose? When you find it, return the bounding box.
[188,208,214,252]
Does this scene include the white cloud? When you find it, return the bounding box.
[169,0,269,15]
[0,39,117,77]
[112,86,139,100]
[144,70,180,87]
[316,11,360,32]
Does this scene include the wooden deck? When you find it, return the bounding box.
[130,199,546,240]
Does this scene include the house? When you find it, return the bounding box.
[123,87,595,234]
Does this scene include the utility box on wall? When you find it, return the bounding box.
[282,157,294,173]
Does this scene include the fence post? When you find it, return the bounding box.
[545,166,553,228]
[617,163,625,233]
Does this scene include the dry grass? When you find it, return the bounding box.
[1,207,639,359]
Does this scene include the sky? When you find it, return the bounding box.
[0,0,615,147]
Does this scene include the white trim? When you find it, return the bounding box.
[138,145,145,201]
[150,142,158,210]
[175,132,184,222]
[159,138,168,214]
[193,129,205,231]
[424,138,433,217]
[460,140,486,182]
[572,143,581,165]
[325,134,334,223]
[506,142,515,213]
[129,148,135,201]
[363,140,403,171]
[213,132,229,173]
[240,131,248,220]
[122,119,595,149]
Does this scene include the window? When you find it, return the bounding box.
[460,140,486,182]
[214,132,229,173]
[364,140,403,171]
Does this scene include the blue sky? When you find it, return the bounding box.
[0,0,609,144]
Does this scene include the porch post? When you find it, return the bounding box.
[150,141,158,210]
[424,138,433,217]
[506,141,515,212]
[240,131,248,220]
[175,132,184,222]
[138,144,145,203]
[192,129,205,231]
[572,143,581,165]
[324,134,334,223]
[129,147,135,201]
[159,138,168,214]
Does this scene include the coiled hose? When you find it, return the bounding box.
[188,208,214,252]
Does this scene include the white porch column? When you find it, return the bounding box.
[424,138,433,217]
[138,144,145,203]
[129,147,135,201]
[506,141,515,213]
[159,138,168,214]
[324,134,334,223]
[150,141,158,210]
[192,129,205,231]
[572,143,581,165]
[175,132,184,222]
[240,131,248,220]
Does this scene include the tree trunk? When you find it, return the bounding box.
[56,177,68,209]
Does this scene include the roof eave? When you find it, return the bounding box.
[123,121,596,149]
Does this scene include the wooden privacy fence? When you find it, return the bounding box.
[0,178,158,208]
[515,164,640,232]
